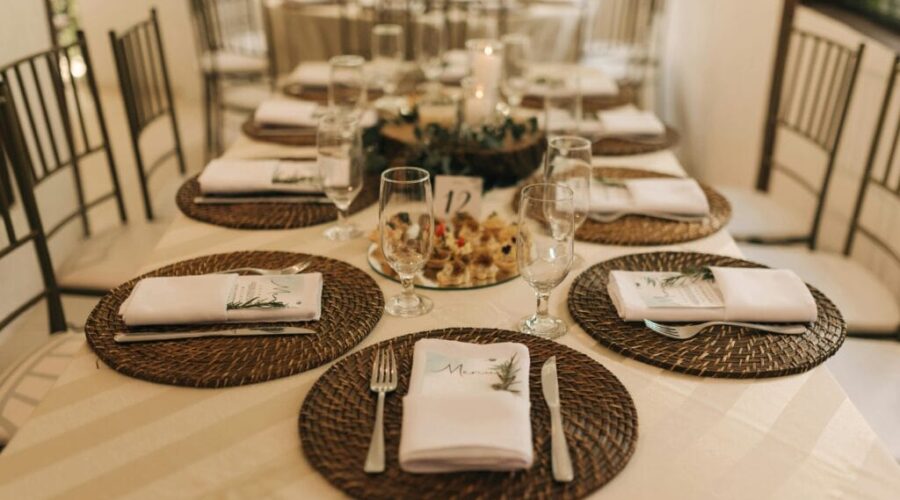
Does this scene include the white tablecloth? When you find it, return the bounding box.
[0,137,898,499]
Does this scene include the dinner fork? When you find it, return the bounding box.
[364,346,398,473]
[644,319,808,340]
[215,261,311,276]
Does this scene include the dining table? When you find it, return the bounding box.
[0,133,898,499]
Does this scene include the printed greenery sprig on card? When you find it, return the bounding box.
[226,297,287,310]
[272,174,316,185]
[597,177,628,188]
[491,353,521,394]
[659,266,714,288]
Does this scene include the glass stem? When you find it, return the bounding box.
[400,275,415,299]
[336,207,349,228]
[535,291,550,319]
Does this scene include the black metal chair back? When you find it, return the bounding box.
[757,29,864,249]
[0,88,66,334]
[0,32,127,241]
[109,9,187,221]
[845,56,900,278]
[190,0,274,78]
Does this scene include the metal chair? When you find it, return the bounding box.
[190,0,275,158]
[109,8,188,221]
[721,27,865,248]
[0,32,157,296]
[741,55,900,338]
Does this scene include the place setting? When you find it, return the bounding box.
[568,251,847,378]
[177,111,380,231]
[583,105,680,156]
[83,250,384,388]
[299,327,638,499]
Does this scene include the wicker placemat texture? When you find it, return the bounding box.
[591,126,680,156]
[84,251,384,388]
[300,327,638,500]
[175,174,380,230]
[512,167,732,246]
[241,119,317,146]
[568,251,846,378]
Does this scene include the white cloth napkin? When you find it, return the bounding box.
[607,267,818,322]
[288,62,333,87]
[440,49,469,83]
[527,66,618,96]
[254,99,319,128]
[598,106,666,136]
[120,273,324,326]
[399,339,533,473]
[590,178,710,215]
[197,159,321,194]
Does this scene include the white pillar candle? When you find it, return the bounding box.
[464,84,494,126]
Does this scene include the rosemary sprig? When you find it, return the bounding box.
[597,177,628,188]
[272,174,316,185]
[226,297,287,310]
[491,353,521,394]
[659,266,714,288]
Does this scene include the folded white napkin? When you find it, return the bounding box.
[399,339,533,473]
[599,106,666,136]
[198,159,321,194]
[289,62,333,87]
[590,178,710,215]
[607,267,818,323]
[120,273,324,326]
[528,66,618,96]
[254,99,319,128]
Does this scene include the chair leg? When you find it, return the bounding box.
[203,74,214,163]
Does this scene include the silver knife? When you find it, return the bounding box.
[193,195,330,205]
[542,356,574,482]
[113,326,316,343]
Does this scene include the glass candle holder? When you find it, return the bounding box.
[466,38,503,98]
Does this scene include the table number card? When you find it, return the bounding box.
[434,175,483,218]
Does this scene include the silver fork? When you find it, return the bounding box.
[364,346,398,473]
[215,261,311,276]
[644,319,808,340]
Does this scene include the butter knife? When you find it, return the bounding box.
[193,195,330,205]
[114,326,316,343]
[542,356,574,482]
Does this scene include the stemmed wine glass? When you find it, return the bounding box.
[329,54,367,117]
[544,135,592,266]
[516,183,575,338]
[415,10,445,96]
[371,24,406,112]
[379,167,434,317]
[501,33,530,114]
[317,112,364,240]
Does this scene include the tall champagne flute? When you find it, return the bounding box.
[371,24,406,112]
[415,10,445,96]
[379,167,434,317]
[317,112,364,240]
[501,33,530,113]
[329,55,367,117]
[544,72,582,138]
[517,183,575,338]
[545,135,592,232]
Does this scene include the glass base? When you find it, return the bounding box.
[385,292,433,318]
[323,223,362,241]
[518,314,567,339]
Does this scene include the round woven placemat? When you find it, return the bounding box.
[84,251,384,388]
[300,327,638,499]
[512,167,731,246]
[568,251,846,378]
[522,91,633,113]
[592,126,679,156]
[175,174,380,230]
[282,82,383,104]
[241,119,316,146]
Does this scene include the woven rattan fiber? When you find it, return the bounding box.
[591,126,680,156]
[241,118,317,146]
[512,167,732,246]
[300,327,638,500]
[176,174,380,230]
[85,251,384,388]
[568,251,846,378]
